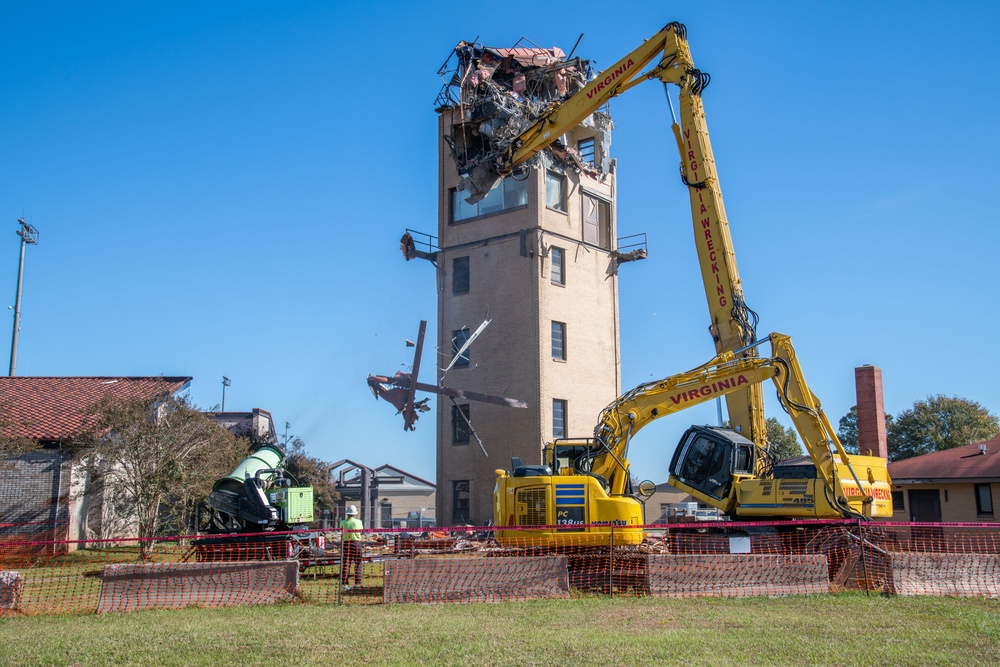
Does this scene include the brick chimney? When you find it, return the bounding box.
[854,365,888,459]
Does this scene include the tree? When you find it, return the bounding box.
[77,393,246,558]
[283,437,340,516]
[766,417,803,461]
[837,405,894,455]
[887,395,999,461]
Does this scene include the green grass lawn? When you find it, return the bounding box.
[1,594,997,666]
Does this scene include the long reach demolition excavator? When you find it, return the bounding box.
[443,22,893,546]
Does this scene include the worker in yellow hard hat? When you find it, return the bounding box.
[339,505,364,590]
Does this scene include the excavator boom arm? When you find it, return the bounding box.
[493,22,766,445]
[589,334,852,500]
[504,23,684,170]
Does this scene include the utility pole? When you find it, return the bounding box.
[9,217,39,376]
[221,375,231,411]
[284,421,291,445]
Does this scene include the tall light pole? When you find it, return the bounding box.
[9,217,39,376]
[221,376,231,411]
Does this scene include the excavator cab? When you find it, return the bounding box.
[668,425,755,504]
[547,439,598,475]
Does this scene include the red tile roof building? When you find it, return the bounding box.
[0,376,192,549]
[0,376,191,442]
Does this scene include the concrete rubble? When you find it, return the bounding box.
[0,570,23,614]
[436,38,613,203]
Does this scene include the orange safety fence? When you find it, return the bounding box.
[0,520,70,554]
[1,520,998,616]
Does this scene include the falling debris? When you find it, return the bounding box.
[367,320,527,432]
[449,396,489,458]
[441,316,490,376]
[368,371,433,428]
[436,38,613,203]
[400,231,439,264]
[614,248,648,264]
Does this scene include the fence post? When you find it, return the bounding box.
[609,527,615,597]
[337,533,345,605]
[858,519,871,596]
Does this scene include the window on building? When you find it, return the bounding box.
[552,321,566,360]
[582,192,612,249]
[380,501,392,528]
[891,490,904,512]
[545,171,566,212]
[553,399,567,439]
[976,483,994,515]
[452,256,469,295]
[452,480,470,524]
[578,137,596,166]
[451,177,528,223]
[451,328,471,368]
[550,246,565,285]
[452,403,470,444]
[659,503,672,524]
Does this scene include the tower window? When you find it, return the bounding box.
[452,404,471,444]
[451,177,528,223]
[551,321,566,360]
[553,399,567,439]
[545,171,566,212]
[550,247,565,285]
[452,256,469,295]
[451,328,471,368]
[582,192,612,249]
[452,480,470,524]
[578,137,596,166]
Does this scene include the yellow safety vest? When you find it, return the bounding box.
[340,517,363,541]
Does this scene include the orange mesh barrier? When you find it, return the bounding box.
[1,520,998,616]
[0,520,71,557]
[646,554,830,597]
[96,561,299,613]
[384,555,571,603]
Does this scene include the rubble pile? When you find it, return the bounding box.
[436,39,612,203]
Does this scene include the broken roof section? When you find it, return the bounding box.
[436,38,612,203]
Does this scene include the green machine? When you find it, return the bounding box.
[207,444,314,532]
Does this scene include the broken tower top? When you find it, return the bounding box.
[436,38,612,203]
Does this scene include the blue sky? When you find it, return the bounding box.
[3,1,999,483]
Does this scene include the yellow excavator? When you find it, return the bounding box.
[494,334,893,547]
[469,22,892,546]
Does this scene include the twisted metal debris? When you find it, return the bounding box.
[436,39,612,203]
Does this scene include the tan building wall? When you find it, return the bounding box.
[644,483,695,524]
[435,110,621,525]
[376,490,437,528]
[889,482,999,523]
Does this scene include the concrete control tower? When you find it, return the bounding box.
[407,40,645,525]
